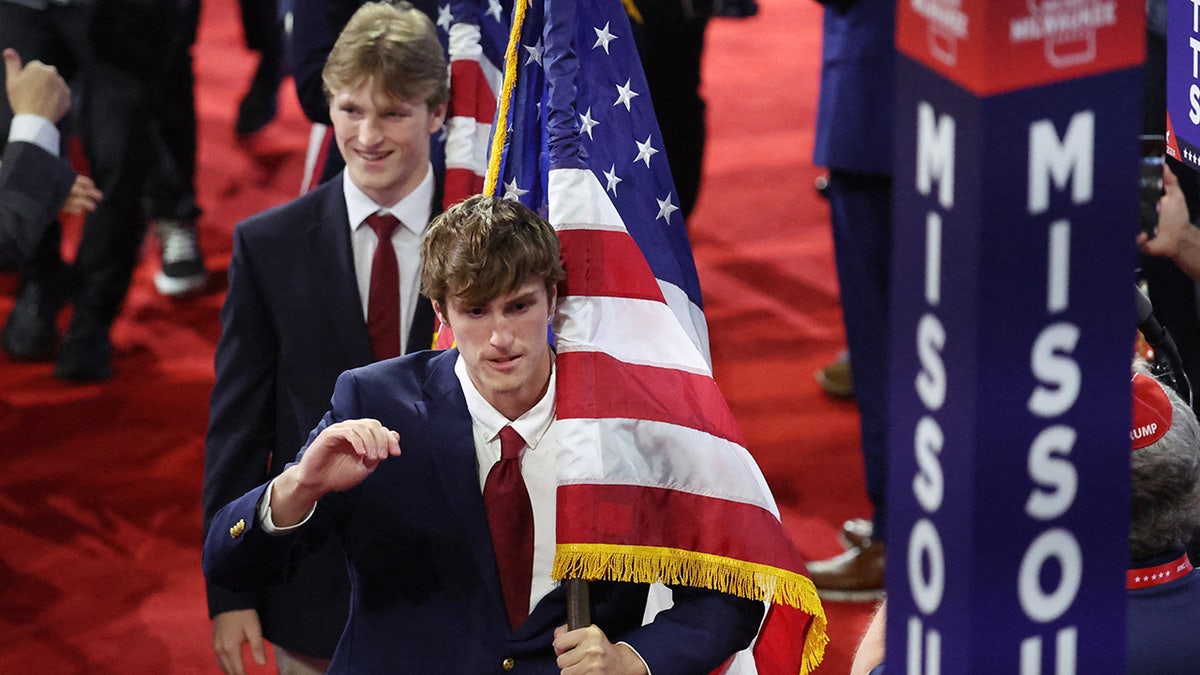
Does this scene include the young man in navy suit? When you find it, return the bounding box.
[202,3,446,672]
[204,194,764,673]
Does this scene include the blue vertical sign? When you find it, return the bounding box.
[1168,0,1200,166]
[890,1,1143,672]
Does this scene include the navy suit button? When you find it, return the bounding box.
[502,657,515,671]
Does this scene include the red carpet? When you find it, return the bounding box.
[0,0,873,671]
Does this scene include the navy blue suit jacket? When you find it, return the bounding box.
[202,174,435,656]
[0,141,72,269]
[811,0,895,176]
[1127,549,1200,674]
[204,349,763,673]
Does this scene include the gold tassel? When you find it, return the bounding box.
[553,543,828,675]
[482,0,529,196]
[622,0,643,24]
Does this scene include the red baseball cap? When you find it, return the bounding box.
[1131,373,1173,451]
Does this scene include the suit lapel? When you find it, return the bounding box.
[406,297,435,352]
[308,176,440,357]
[307,181,374,363]
[405,183,443,353]
[421,351,510,628]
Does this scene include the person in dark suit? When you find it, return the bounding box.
[144,0,208,298]
[234,0,286,136]
[202,4,445,673]
[0,0,171,382]
[204,192,764,673]
[0,48,100,269]
[628,0,713,221]
[804,0,895,599]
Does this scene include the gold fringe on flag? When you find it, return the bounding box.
[554,543,829,675]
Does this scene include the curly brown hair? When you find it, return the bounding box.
[420,195,565,307]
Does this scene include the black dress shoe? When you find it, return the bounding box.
[54,324,112,383]
[235,54,281,135]
[1,279,61,362]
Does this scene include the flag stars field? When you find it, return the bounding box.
[634,135,658,167]
[579,107,598,139]
[487,0,504,22]
[656,193,679,223]
[504,178,529,200]
[593,21,618,52]
[524,39,543,66]
[614,78,638,110]
[604,165,622,195]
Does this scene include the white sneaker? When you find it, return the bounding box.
[155,219,207,297]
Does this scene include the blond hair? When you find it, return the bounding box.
[322,1,448,108]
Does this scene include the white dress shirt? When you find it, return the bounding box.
[9,113,60,155]
[455,353,560,612]
[343,166,433,354]
[454,356,648,671]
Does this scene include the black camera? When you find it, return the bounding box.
[1140,134,1166,239]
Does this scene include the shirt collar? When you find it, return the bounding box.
[343,164,434,237]
[454,352,556,451]
[1128,549,1193,590]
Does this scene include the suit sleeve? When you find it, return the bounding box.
[0,141,73,268]
[621,586,765,675]
[202,223,283,617]
[203,484,300,591]
[203,370,364,595]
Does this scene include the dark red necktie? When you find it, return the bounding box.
[366,213,401,361]
[484,425,534,630]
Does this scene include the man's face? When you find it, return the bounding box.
[329,78,446,206]
[436,279,555,421]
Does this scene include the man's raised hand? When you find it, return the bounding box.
[270,419,401,526]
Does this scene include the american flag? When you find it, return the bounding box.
[439,0,511,205]
[487,0,828,672]
[434,0,513,348]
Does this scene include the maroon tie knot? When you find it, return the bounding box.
[366,212,400,240]
[498,425,525,460]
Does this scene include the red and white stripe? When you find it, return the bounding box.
[548,166,818,674]
[444,20,503,208]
